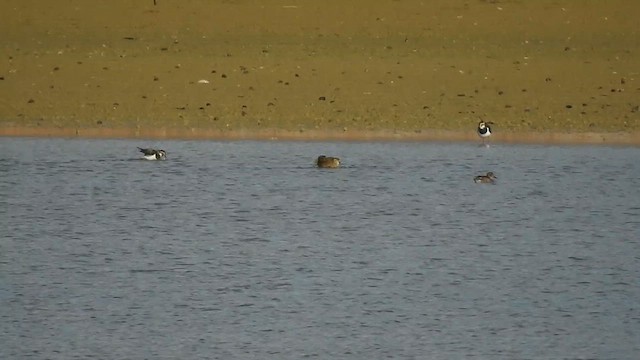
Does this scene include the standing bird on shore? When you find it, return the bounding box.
[138,147,167,160]
[477,119,494,146]
[474,172,497,184]
[316,155,340,168]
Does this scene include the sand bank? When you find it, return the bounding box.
[2,126,639,147]
[1,0,639,143]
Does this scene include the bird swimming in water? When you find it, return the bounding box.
[477,119,494,146]
[316,155,340,168]
[138,147,167,160]
[474,172,497,184]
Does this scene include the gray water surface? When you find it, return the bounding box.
[1,138,639,359]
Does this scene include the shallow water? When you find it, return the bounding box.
[1,138,639,359]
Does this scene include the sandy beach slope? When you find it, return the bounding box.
[1,0,639,144]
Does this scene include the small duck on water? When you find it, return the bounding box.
[474,172,497,184]
[138,147,167,160]
[316,155,340,168]
[477,119,494,145]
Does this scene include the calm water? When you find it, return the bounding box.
[1,138,639,359]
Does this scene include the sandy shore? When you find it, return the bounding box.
[3,126,639,147]
[1,0,639,144]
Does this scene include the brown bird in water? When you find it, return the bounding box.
[474,172,497,184]
[316,155,340,168]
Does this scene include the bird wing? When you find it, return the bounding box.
[138,147,156,156]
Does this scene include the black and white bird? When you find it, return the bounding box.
[477,119,494,145]
[474,172,497,184]
[138,147,166,160]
